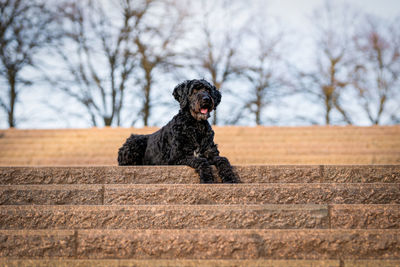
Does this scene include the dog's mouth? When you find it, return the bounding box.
[200,108,209,114]
[199,102,213,115]
[191,104,212,121]
[189,90,214,121]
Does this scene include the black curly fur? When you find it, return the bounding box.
[118,79,238,183]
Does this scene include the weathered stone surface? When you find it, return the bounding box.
[1,183,399,206]
[323,165,400,183]
[0,166,197,184]
[234,165,322,183]
[104,183,400,205]
[76,229,400,259]
[0,230,75,258]
[344,260,400,267]
[330,205,400,229]
[0,185,103,205]
[0,167,105,184]
[112,166,167,184]
[0,259,341,267]
[0,162,399,262]
[1,126,400,165]
[0,204,328,230]
[1,229,399,260]
[167,166,200,183]
[1,165,399,185]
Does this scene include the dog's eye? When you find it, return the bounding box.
[194,88,206,93]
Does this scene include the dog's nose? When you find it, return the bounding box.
[202,95,210,101]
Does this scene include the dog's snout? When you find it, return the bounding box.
[199,91,211,102]
[202,95,210,101]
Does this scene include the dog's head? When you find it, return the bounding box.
[173,79,221,121]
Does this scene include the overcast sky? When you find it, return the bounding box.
[1,0,400,129]
[268,0,400,25]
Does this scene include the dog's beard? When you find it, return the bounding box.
[190,107,210,121]
[188,90,215,121]
[190,101,213,121]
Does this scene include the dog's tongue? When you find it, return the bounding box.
[200,108,208,114]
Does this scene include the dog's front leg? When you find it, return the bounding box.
[171,155,215,183]
[211,156,238,183]
[169,137,215,183]
[181,157,215,183]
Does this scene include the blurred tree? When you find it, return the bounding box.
[297,1,356,125]
[185,0,245,125]
[351,15,400,125]
[239,16,289,125]
[133,0,188,126]
[47,0,142,127]
[0,0,55,127]
[49,0,187,127]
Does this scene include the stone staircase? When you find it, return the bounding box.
[0,127,399,266]
[1,126,399,165]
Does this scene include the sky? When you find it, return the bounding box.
[1,0,400,129]
[268,0,400,24]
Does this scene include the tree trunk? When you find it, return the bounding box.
[8,73,17,128]
[212,110,217,125]
[255,88,262,125]
[255,110,261,126]
[325,96,332,125]
[103,117,112,126]
[143,82,151,127]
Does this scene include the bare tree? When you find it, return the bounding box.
[351,15,400,125]
[297,1,357,125]
[134,0,189,126]
[185,0,245,125]
[0,0,55,127]
[45,0,145,127]
[239,15,289,125]
[49,0,188,127]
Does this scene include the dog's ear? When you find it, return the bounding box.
[211,86,221,110]
[173,80,190,109]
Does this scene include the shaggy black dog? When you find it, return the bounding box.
[118,79,238,183]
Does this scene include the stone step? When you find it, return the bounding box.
[344,260,400,267]
[1,146,398,156]
[0,204,327,230]
[3,135,396,142]
[2,155,399,165]
[2,132,397,139]
[1,125,398,134]
[104,183,400,205]
[0,259,342,267]
[1,204,398,230]
[1,127,398,165]
[1,153,398,165]
[2,260,400,267]
[330,204,400,229]
[1,165,399,185]
[3,260,400,267]
[1,183,399,205]
[1,126,398,135]
[2,141,397,150]
[1,143,398,152]
[1,143,398,151]
[0,229,399,259]
[0,184,103,205]
[2,151,395,161]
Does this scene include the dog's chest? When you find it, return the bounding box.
[189,125,208,157]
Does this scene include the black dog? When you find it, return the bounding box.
[118,79,238,183]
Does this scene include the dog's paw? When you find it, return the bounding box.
[222,176,239,183]
[200,178,215,184]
